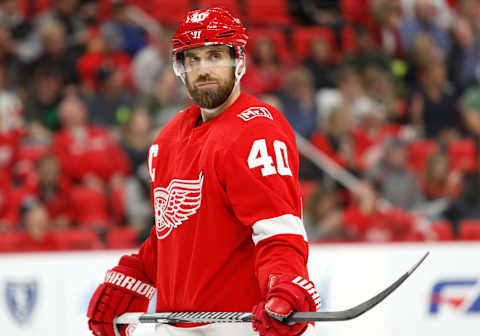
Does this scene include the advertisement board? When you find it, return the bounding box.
[0,243,479,336]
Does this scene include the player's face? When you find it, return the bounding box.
[184,45,236,109]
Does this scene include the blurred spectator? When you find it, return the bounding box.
[310,104,358,171]
[317,66,376,126]
[278,67,318,138]
[120,108,153,235]
[28,20,79,85]
[138,67,187,130]
[460,85,480,138]
[0,183,18,230]
[367,138,425,210]
[0,24,23,89]
[76,0,101,31]
[76,23,132,92]
[289,0,342,27]
[403,33,444,86]
[51,95,131,228]
[35,0,80,42]
[303,38,338,90]
[400,0,453,28]
[342,180,419,241]
[343,25,391,74]
[448,17,480,93]
[304,182,344,241]
[19,199,59,251]
[370,0,405,58]
[0,90,24,186]
[242,36,286,96]
[102,1,147,56]
[24,65,64,131]
[400,0,451,55]
[0,0,32,42]
[85,65,135,129]
[33,155,73,229]
[133,31,171,95]
[363,65,402,122]
[421,151,461,201]
[351,101,401,171]
[454,0,480,35]
[408,57,458,139]
[445,169,480,234]
[51,95,130,184]
[0,90,24,229]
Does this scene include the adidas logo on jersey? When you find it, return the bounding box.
[237,107,273,122]
[105,271,156,300]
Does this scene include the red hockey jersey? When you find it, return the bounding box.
[137,92,309,313]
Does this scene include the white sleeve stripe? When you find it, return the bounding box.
[252,214,308,245]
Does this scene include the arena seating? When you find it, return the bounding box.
[106,226,139,249]
[245,0,293,25]
[459,220,480,240]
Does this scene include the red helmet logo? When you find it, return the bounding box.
[172,7,248,56]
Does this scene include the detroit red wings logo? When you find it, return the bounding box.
[153,173,204,239]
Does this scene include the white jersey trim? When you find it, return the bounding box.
[252,214,308,245]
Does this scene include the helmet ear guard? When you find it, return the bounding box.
[233,46,246,85]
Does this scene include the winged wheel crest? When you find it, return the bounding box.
[153,172,204,239]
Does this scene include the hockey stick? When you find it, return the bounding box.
[114,252,428,327]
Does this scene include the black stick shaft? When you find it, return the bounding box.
[115,252,429,325]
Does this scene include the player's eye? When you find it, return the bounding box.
[211,52,223,61]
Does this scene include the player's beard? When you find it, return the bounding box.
[186,70,235,109]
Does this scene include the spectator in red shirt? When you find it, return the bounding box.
[52,95,130,184]
[351,102,401,171]
[342,180,418,242]
[76,23,131,92]
[370,1,405,58]
[19,199,59,251]
[421,151,462,201]
[51,95,131,228]
[241,36,286,96]
[0,183,20,231]
[310,104,359,171]
[33,155,73,229]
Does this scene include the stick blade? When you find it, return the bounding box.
[288,252,429,323]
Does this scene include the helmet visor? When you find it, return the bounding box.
[174,46,238,76]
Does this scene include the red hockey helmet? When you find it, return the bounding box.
[172,7,248,82]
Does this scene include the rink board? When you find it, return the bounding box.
[0,242,479,336]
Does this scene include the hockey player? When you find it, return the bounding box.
[87,7,320,336]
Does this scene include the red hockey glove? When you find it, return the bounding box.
[87,255,155,336]
[252,274,321,336]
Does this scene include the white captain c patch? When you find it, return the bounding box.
[237,107,273,122]
[153,172,204,239]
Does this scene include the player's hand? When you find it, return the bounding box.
[252,274,321,336]
[87,255,155,336]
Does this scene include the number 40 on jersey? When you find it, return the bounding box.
[248,139,292,177]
